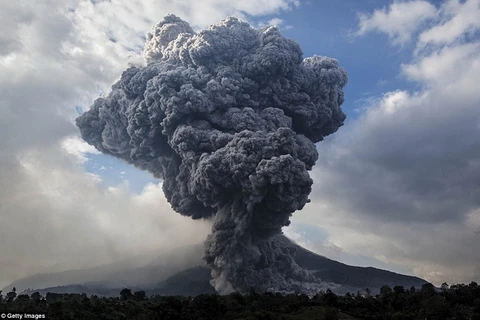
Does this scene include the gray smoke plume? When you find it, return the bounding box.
[76,14,347,294]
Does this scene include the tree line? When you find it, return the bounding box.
[1,282,479,319]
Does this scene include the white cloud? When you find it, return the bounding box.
[356,0,437,45]
[267,17,284,27]
[418,0,480,48]
[0,145,211,288]
[306,0,480,285]
[61,136,100,163]
[68,0,299,62]
[284,226,344,260]
[256,17,292,29]
[404,42,480,86]
[376,79,389,87]
[378,90,412,114]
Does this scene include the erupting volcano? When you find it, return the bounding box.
[76,15,347,294]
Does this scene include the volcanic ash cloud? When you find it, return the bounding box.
[76,14,348,294]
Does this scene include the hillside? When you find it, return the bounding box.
[4,235,427,296]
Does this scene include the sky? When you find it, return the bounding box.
[0,0,479,289]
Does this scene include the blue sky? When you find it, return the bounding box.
[1,0,479,289]
[280,1,419,116]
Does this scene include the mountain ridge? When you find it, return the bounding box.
[4,235,427,296]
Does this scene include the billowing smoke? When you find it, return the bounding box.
[76,15,347,294]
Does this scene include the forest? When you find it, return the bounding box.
[1,282,479,319]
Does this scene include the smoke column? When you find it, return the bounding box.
[76,15,347,294]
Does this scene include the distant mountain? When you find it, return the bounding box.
[5,235,427,296]
[149,266,217,296]
[3,243,204,293]
[278,236,427,294]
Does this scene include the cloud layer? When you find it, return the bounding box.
[355,0,436,45]
[295,0,480,285]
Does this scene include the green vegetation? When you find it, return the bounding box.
[1,282,479,319]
